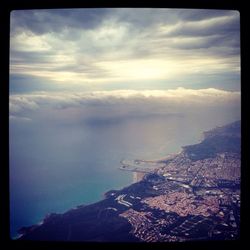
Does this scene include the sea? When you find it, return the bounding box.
[9,114,239,238]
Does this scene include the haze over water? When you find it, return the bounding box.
[10,110,240,238]
[9,9,240,238]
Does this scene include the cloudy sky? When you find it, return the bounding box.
[10,9,240,91]
[9,8,241,123]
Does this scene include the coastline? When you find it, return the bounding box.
[16,120,240,241]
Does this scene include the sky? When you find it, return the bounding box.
[10,8,240,92]
[9,8,241,125]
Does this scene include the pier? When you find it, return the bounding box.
[119,159,164,173]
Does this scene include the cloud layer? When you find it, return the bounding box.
[10,9,240,91]
[9,88,241,125]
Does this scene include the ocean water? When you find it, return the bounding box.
[9,114,238,238]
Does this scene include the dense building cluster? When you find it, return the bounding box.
[158,152,240,186]
[142,192,220,217]
[117,123,241,242]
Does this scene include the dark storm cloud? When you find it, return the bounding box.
[165,14,239,39]
[164,34,240,53]
[11,8,239,38]
[110,9,240,59]
[111,9,234,30]
[10,50,54,64]
[176,9,237,22]
[153,10,240,54]
[11,9,110,35]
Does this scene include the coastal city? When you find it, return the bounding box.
[18,121,240,242]
[116,121,240,241]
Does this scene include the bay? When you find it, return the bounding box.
[9,114,237,238]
